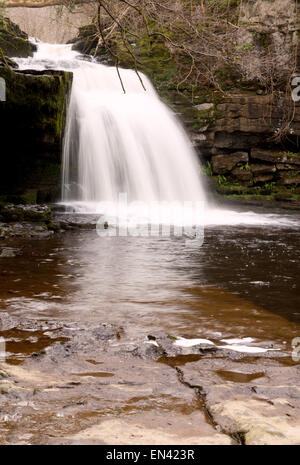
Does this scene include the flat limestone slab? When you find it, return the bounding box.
[69,413,232,445]
[180,358,300,445]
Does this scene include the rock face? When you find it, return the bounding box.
[0,67,72,203]
[0,17,73,204]
[6,5,95,44]
[69,24,112,64]
[211,152,249,175]
[69,24,98,55]
[209,148,300,186]
[188,0,300,199]
[195,94,300,158]
[188,86,300,204]
[237,0,297,85]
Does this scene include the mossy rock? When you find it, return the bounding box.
[0,16,34,58]
[0,67,72,201]
[0,55,18,69]
[69,24,109,60]
[0,204,52,223]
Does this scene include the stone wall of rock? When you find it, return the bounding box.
[187,0,300,200]
[0,16,73,204]
[189,92,300,201]
[193,91,300,154]
[0,67,73,203]
[190,87,299,181]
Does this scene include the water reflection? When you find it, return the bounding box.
[1,223,299,349]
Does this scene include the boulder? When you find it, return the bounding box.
[69,24,107,60]
[195,103,214,111]
[0,247,18,258]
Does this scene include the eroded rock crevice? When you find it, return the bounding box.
[174,366,240,445]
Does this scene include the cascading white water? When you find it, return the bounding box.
[18,42,207,224]
[15,42,299,227]
[63,64,205,206]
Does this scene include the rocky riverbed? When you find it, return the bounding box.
[0,313,299,445]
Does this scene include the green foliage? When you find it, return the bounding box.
[202,161,213,176]
[237,162,251,171]
[110,22,177,92]
[263,182,276,191]
[217,174,229,186]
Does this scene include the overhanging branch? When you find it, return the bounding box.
[5,0,94,8]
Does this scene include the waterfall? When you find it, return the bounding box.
[62,57,206,209]
[16,42,297,227]
[16,43,206,214]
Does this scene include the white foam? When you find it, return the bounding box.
[220,337,255,344]
[174,337,215,347]
[217,344,280,354]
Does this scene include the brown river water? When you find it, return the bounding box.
[1,217,299,364]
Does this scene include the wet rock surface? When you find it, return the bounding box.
[0,204,55,240]
[0,313,298,445]
[0,206,101,239]
[0,204,52,223]
[180,358,300,445]
[0,247,20,258]
[0,316,231,445]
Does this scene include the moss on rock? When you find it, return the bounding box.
[0,67,73,203]
[0,16,34,58]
